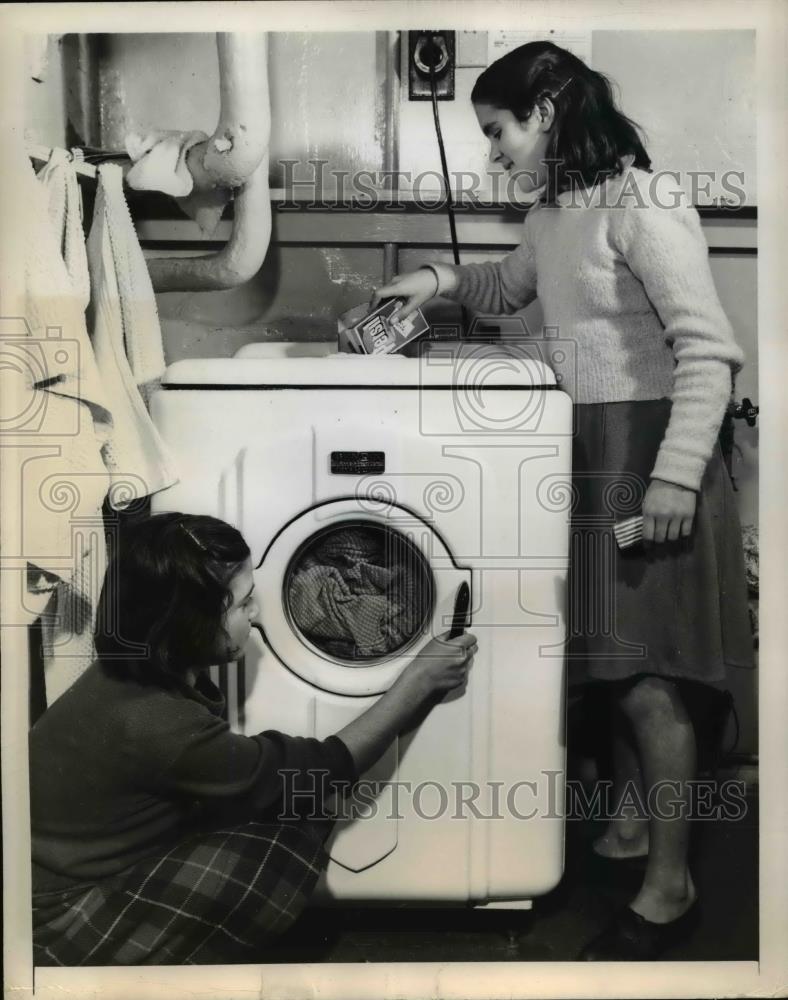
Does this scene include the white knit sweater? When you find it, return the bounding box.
[444,165,744,491]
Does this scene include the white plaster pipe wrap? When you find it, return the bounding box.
[147,33,271,292]
[204,33,271,186]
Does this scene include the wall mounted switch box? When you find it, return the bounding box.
[408,31,455,100]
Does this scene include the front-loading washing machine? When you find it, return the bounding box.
[150,341,572,907]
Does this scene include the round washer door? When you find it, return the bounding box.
[254,498,470,696]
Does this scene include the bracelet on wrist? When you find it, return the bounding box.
[419,264,442,297]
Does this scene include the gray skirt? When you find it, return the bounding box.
[567,399,755,685]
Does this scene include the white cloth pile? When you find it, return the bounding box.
[125,129,232,236]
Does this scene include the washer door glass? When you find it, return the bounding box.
[284,521,434,665]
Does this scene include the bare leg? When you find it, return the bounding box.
[619,675,697,923]
[592,699,650,859]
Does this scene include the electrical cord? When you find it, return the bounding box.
[424,38,467,334]
[428,58,461,266]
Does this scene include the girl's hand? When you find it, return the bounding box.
[398,631,478,700]
[371,266,455,322]
[335,631,477,774]
[642,479,697,544]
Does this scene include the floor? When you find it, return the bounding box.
[263,785,758,964]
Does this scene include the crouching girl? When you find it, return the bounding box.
[29,512,476,966]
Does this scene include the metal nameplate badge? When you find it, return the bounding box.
[330,451,386,475]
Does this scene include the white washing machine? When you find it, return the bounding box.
[150,341,572,907]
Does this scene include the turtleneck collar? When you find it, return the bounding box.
[547,154,638,208]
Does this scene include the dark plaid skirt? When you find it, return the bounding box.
[567,399,755,686]
[32,820,331,966]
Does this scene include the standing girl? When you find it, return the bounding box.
[29,512,476,965]
[373,41,754,960]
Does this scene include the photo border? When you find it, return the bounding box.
[2,2,785,997]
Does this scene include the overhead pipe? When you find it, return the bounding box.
[146,33,271,292]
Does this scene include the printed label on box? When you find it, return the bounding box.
[340,298,430,355]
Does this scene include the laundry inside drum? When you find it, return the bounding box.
[284,521,434,664]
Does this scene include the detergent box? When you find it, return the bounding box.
[337,298,430,355]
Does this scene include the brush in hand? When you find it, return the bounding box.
[613,515,644,550]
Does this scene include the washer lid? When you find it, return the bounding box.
[254,498,471,697]
[160,351,556,389]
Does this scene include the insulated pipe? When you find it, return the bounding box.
[148,154,271,291]
[199,32,271,188]
[147,33,271,292]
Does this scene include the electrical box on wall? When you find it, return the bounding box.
[408,31,455,100]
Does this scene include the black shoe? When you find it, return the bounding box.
[578,901,700,961]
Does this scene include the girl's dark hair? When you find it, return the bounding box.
[94,513,250,684]
[471,41,651,200]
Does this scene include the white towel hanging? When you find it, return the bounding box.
[86,162,178,506]
[36,147,91,310]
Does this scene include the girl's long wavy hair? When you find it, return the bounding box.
[94,513,250,685]
[471,41,651,201]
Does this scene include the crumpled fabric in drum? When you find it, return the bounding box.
[287,529,423,660]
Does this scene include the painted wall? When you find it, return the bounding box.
[93,32,383,193]
[591,31,755,203]
[400,30,756,205]
[31,29,756,203]
[23,34,66,148]
[90,31,388,360]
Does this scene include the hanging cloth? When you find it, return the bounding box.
[19,148,112,706]
[86,162,178,504]
[23,152,111,425]
[36,148,91,309]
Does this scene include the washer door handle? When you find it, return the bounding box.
[447,580,471,639]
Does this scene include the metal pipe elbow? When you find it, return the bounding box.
[148,33,270,293]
